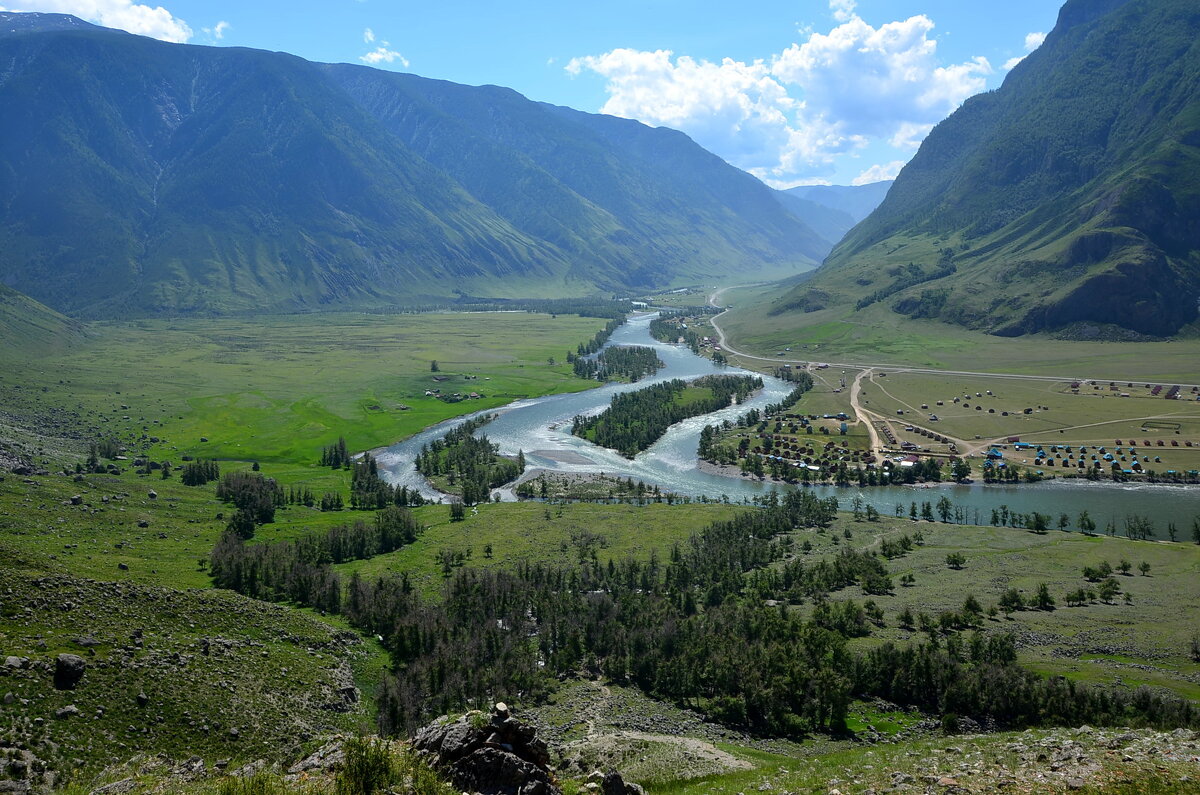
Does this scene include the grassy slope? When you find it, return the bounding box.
[0,310,612,786]
[0,284,84,354]
[335,501,745,598]
[789,516,1200,701]
[719,284,1200,382]
[0,552,385,782]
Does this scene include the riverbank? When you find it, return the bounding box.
[512,470,681,501]
[376,312,1200,535]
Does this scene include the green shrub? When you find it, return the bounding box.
[215,773,289,795]
[336,737,397,795]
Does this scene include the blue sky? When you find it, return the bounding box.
[6,0,1061,186]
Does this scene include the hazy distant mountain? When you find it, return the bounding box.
[784,182,893,224]
[771,0,1200,337]
[772,182,892,251]
[0,12,826,318]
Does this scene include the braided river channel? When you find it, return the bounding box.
[376,313,1200,537]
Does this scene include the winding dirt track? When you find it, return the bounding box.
[706,287,1200,458]
[568,680,751,774]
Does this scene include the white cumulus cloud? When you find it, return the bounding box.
[1005,30,1047,71]
[853,161,906,185]
[567,49,799,171]
[567,14,991,185]
[3,0,192,42]
[363,27,374,44]
[829,0,856,23]
[772,16,991,138]
[360,45,408,67]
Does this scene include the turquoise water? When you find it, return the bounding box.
[377,314,1200,536]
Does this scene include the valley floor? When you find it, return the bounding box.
[3,306,1200,793]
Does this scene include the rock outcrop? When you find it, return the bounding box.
[52,654,85,690]
[413,704,559,795]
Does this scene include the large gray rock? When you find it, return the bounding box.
[53,654,85,690]
[601,770,644,795]
[413,707,559,795]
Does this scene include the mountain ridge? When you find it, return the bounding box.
[768,0,1200,338]
[0,13,826,319]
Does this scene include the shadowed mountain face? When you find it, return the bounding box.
[772,0,1200,337]
[0,13,826,319]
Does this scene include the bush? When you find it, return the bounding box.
[941,712,960,735]
[215,773,288,795]
[337,736,396,795]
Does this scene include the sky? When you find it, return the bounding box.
[1,0,1061,187]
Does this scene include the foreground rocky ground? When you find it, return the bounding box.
[0,569,380,792]
[1,681,1198,794]
[807,726,1200,794]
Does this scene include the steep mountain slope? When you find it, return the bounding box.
[324,66,830,292]
[0,284,82,352]
[770,0,1200,337]
[0,13,824,319]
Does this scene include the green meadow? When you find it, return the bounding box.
[791,516,1200,701]
[334,501,746,598]
[717,284,1200,382]
[1,311,608,506]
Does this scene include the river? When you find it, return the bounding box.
[376,313,1200,537]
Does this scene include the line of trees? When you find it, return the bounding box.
[210,485,1198,739]
[855,261,957,311]
[415,415,524,505]
[569,345,664,382]
[352,453,428,509]
[574,317,626,358]
[320,437,352,469]
[180,459,220,486]
[574,375,761,458]
[209,505,424,610]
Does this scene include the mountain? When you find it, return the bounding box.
[772,194,857,252]
[772,182,891,252]
[0,283,83,352]
[0,13,826,319]
[769,0,1200,337]
[784,182,893,224]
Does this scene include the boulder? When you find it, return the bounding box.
[602,770,644,795]
[54,654,86,690]
[413,706,559,795]
[287,739,345,775]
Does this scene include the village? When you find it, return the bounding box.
[653,307,1200,485]
[425,373,488,403]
